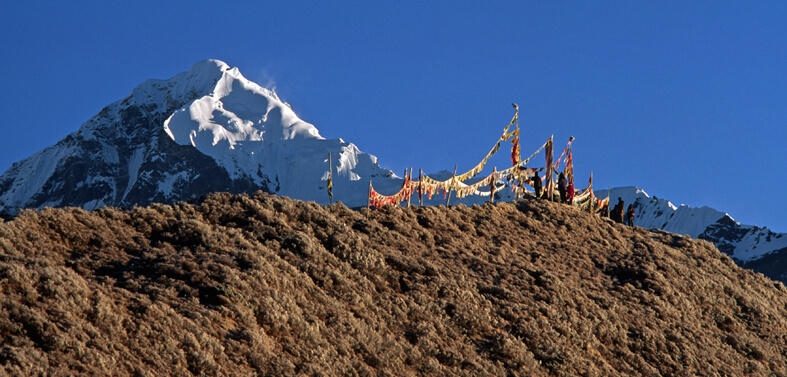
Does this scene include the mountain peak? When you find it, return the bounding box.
[0,59,394,216]
[128,59,238,114]
[161,60,327,185]
[189,58,231,74]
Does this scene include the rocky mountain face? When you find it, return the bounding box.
[0,60,396,219]
[2,193,787,375]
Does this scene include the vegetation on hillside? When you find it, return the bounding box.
[1,192,786,376]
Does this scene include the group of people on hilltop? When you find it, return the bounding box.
[528,171,575,205]
[527,170,636,227]
[526,171,577,205]
[557,172,574,204]
[610,197,636,227]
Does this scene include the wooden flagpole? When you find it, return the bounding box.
[328,153,333,204]
[589,172,594,213]
[490,166,497,203]
[419,168,423,206]
[550,135,555,203]
[407,167,413,208]
[446,164,457,206]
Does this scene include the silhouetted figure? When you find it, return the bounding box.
[557,172,568,203]
[626,204,635,227]
[531,171,542,199]
[612,197,625,223]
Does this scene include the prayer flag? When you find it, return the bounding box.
[545,136,554,199]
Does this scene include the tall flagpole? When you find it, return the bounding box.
[328,153,333,204]
[419,168,423,206]
[490,166,497,203]
[589,172,594,213]
[407,167,413,208]
[446,164,457,206]
[546,135,554,202]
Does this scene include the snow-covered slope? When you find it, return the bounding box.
[597,187,787,265]
[0,60,400,213]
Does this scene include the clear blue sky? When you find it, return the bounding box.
[2,2,786,232]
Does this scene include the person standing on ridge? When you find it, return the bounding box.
[626,204,635,227]
[557,172,568,203]
[530,170,542,199]
[612,197,625,223]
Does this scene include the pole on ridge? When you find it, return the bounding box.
[328,153,333,205]
[545,134,554,202]
[398,168,408,208]
[589,172,594,213]
[407,167,413,208]
[419,168,423,206]
[490,166,497,203]
[518,165,525,199]
[446,163,457,206]
[550,136,555,203]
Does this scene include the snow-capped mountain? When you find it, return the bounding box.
[1,59,786,282]
[0,60,405,215]
[600,187,787,281]
[0,59,507,218]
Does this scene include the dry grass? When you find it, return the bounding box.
[1,192,786,376]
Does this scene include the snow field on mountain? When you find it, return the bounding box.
[131,59,229,114]
[600,187,725,237]
[162,61,348,195]
[725,224,787,262]
[0,143,77,209]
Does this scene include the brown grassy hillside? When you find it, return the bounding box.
[1,192,787,376]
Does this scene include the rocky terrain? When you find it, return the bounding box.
[1,193,787,376]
